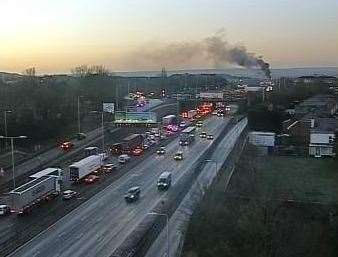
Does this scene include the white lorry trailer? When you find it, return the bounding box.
[9,176,61,214]
[69,155,102,182]
[162,115,177,126]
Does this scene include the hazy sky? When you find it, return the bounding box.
[0,0,337,74]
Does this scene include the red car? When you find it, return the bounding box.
[60,141,74,151]
[84,175,100,184]
[132,147,143,156]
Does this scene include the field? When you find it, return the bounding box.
[182,145,338,257]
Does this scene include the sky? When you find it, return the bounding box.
[0,0,337,74]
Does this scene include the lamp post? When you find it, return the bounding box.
[77,96,85,134]
[4,110,12,149]
[0,135,27,190]
[90,111,105,152]
[148,212,170,257]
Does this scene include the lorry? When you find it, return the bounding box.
[179,126,196,146]
[9,175,61,214]
[187,110,197,119]
[29,167,63,182]
[69,155,102,182]
[122,134,144,153]
[162,115,177,126]
[84,146,99,157]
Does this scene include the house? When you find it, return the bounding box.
[309,118,337,157]
[294,95,337,118]
[249,131,275,154]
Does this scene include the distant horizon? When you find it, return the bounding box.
[0,66,337,76]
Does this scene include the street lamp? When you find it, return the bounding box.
[3,110,12,149]
[148,212,170,257]
[90,111,105,152]
[0,135,27,190]
[77,96,85,134]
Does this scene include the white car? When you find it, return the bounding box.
[118,154,131,164]
[62,190,77,200]
[0,205,11,216]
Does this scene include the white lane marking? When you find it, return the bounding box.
[58,232,65,238]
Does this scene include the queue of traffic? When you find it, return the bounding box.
[0,104,225,216]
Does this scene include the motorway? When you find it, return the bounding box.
[8,116,229,257]
[0,99,178,256]
[0,99,174,194]
[145,118,248,257]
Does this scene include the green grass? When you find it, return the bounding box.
[256,156,338,204]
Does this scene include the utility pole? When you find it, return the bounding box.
[0,135,27,190]
[4,110,12,149]
[101,112,105,152]
[77,96,81,134]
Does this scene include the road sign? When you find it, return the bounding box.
[103,103,115,113]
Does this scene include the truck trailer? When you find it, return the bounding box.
[162,115,177,126]
[122,134,144,153]
[9,175,61,214]
[180,126,196,146]
[69,155,102,182]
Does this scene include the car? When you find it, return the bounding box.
[143,144,149,150]
[0,205,11,216]
[207,134,214,140]
[212,110,218,115]
[84,175,100,184]
[157,172,172,190]
[179,121,187,128]
[62,190,77,200]
[157,146,166,155]
[199,131,207,138]
[76,133,87,140]
[60,141,74,151]
[174,151,183,160]
[124,186,141,202]
[149,135,155,140]
[196,121,203,127]
[118,154,131,164]
[102,163,117,173]
[132,147,143,156]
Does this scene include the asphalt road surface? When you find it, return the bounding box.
[9,116,228,257]
[145,118,248,257]
[0,100,178,256]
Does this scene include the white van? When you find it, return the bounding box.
[0,205,11,216]
[118,154,131,164]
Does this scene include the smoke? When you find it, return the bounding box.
[128,31,271,78]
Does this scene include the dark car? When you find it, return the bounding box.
[156,146,166,155]
[199,131,207,138]
[60,141,74,151]
[124,186,141,202]
[76,133,87,140]
[207,134,214,140]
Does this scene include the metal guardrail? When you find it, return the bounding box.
[110,118,248,257]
